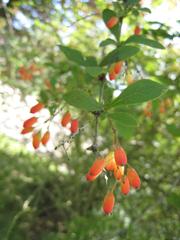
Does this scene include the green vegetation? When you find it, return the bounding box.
[0,0,179,239]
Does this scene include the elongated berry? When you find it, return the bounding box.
[127,168,141,189]
[114,166,123,180]
[105,152,116,171]
[86,173,98,182]
[114,62,123,74]
[21,127,33,134]
[32,132,41,149]
[41,131,50,145]
[114,147,127,166]
[70,119,79,134]
[109,72,116,81]
[103,192,115,214]
[89,158,105,176]
[30,102,44,113]
[61,111,71,127]
[23,117,37,128]
[106,16,118,29]
[121,176,130,195]
[134,25,141,35]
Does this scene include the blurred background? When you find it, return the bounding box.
[0,0,180,240]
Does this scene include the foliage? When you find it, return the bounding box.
[0,0,179,239]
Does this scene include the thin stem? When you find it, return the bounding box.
[92,80,105,153]
[67,13,98,27]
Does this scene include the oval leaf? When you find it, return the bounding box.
[112,119,135,139]
[99,38,117,47]
[109,112,137,127]
[60,45,85,65]
[101,46,140,66]
[125,35,165,49]
[108,80,167,108]
[63,90,102,111]
[102,9,120,41]
[85,67,103,77]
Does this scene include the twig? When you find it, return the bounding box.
[67,13,98,27]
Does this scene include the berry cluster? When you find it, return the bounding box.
[86,146,141,214]
[18,63,41,81]
[108,61,123,81]
[21,103,79,149]
[143,98,172,118]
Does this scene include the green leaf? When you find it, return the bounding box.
[125,35,165,49]
[166,124,180,137]
[99,38,117,47]
[102,9,120,41]
[60,45,85,65]
[167,193,180,209]
[108,80,167,108]
[112,119,135,139]
[83,56,98,66]
[85,67,103,77]
[108,112,137,127]
[63,90,102,111]
[101,46,140,66]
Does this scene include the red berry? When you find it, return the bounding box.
[32,132,41,149]
[61,111,71,127]
[106,17,118,29]
[23,117,37,128]
[114,61,123,74]
[21,127,33,134]
[86,173,97,182]
[109,71,116,81]
[121,176,130,195]
[30,103,44,113]
[70,119,79,134]
[114,147,127,166]
[103,192,115,214]
[41,131,50,145]
[89,158,105,177]
[127,168,141,189]
[134,25,141,35]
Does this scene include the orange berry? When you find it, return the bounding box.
[114,61,123,74]
[41,131,50,145]
[18,66,26,75]
[121,176,130,195]
[61,111,71,127]
[105,152,116,171]
[143,109,152,118]
[103,192,115,214]
[106,16,118,29]
[70,119,79,134]
[114,166,123,180]
[86,173,97,182]
[114,147,127,166]
[89,158,105,176]
[23,117,37,128]
[127,168,141,189]
[109,71,116,81]
[30,103,44,114]
[134,25,141,35]
[32,132,41,149]
[21,127,33,134]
